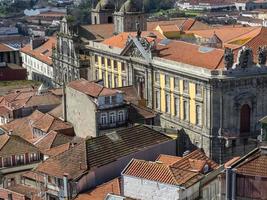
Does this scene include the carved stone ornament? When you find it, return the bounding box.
[258,46,267,65]
[224,47,234,70]
[236,46,253,68]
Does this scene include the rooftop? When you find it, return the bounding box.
[123,149,218,188]
[86,125,172,168]
[20,37,56,65]
[68,79,122,98]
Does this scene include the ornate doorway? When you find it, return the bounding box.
[240,104,251,134]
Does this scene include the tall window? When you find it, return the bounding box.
[109,112,116,124]
[102,71,105,81]
[155,72,160,82]
[108,74,112,88]
[94,55,98,63]
[30,153,38,162]
[3,157,11,167]
[101,57,105,66]
[165,75,170,87]
[156,91,160,110]
[174,77,179,89]
[114,61,118,70]
[183,101,189,121]
[16,155,25,165]
[196,105,202,126]
[95,70,98,80]
[114,76,118,88]
[196,84,202,96]
[101,113,108,125]
[183,80,189,93]
[105,97,110,104]
[118,110,124,122]
[121,63,125,72]
[107,59,111,67]
[174,97,179,117]
[165,94,170,113]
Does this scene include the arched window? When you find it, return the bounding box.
[240,104,251,133]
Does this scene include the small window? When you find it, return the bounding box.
[174,97,179,117]
[109,112,116,124]
[95,55,98,62]
[183,80,189,93]
[155,91,160,110]
[165,94,170,113]
[155,72,160,82]
[107,59,111,67]
[196,105,202,126]
[101,113,108,125]
[122,79,126,86]
[111,96,116,103]
[183,101,189,121]
[114,61,118,70]
[165,75,170,87]
[196,84,202,96]
[105,96,110,104]
[118,110,124,122]
[174,77,179,89]
[121,63,125,72]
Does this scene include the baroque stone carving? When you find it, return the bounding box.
[224,48,234,70]
[236,46,253,68]
[258,46,267,65]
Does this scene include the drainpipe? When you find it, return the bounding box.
[225,167,232,200]
[231,169,237,200]
[63,82,67,122]
[63,173,69,200]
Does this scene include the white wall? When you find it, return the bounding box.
[123,176,181,200]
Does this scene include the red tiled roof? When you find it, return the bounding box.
[123,149,218,188]
[236,150,267,177]
[20,37,56,65]
[0,43,14,52]
[23,171,45,183]
[0,106,11,116]
[75,178,121,200]
[36,141,87,179]
[102,32,225,69]
[156,154,182,166]
[68,79,121,97]
[43,142,71,157]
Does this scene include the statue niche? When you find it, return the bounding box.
[236,46,253,68]
[258,46,267,65]
[224,47,234,70]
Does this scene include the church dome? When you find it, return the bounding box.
[95,0,115,11]
[119,0,142,13]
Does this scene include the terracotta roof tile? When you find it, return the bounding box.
[22,171,45,183]
[36,140,87,179]
[236,149,267,177]
[0,106,11,116]
[43,142,71,156]
[68,79,120,97]
[0,43,14,52]
[75,178,121,200]
[102,32,225,69]
[156,154,182,166]
[86,125,172,168]
[20,37,56,65]
[123,149,217,188]
[6,184,41,200]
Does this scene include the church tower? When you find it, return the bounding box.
[91,0,116,24]
[114,0,147,34]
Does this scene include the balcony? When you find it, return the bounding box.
[0,162,40,174]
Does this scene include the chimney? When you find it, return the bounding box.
[30,36,46,50]
[63,173,69,200]
[225,167,232,200]
[7,193,12,200]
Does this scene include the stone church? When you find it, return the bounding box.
[53,0,146,86]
